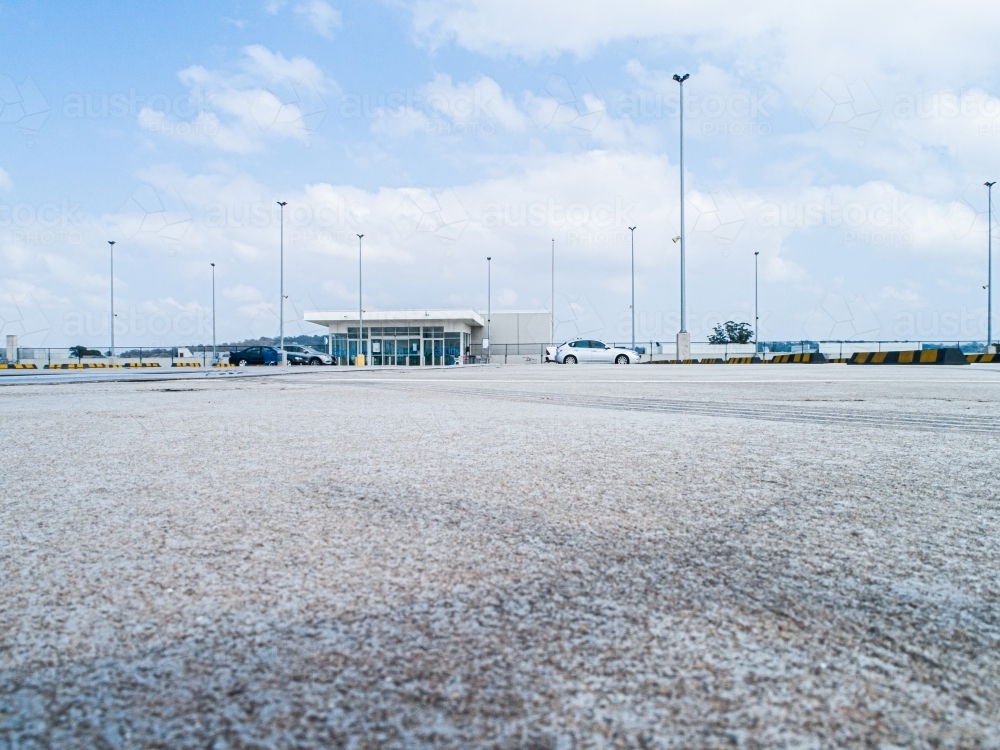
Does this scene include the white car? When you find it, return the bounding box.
[556,339,641,364]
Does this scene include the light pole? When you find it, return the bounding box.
[629,226,637,350]
[673,72,690,361]
[486,256,492,361]
[108,240,115,359]
[277,201,287,364]
[551,238,555,346]
[357,233,364,365]
[211,262,216,362]
[754,251,760,346]
[987,181,996,352]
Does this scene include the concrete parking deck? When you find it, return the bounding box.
[2,365,999,747]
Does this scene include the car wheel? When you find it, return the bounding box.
[564,355,577,364]
[615,354,629,364]
[309,358,321,365]
[238,359,248,366]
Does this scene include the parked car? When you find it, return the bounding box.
[555,339,640,364]
[229,346,282,366]
[281,345,333,365]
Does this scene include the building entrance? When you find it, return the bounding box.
[372,337,421,365]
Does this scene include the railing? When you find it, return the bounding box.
[10,346,227,366]
[3,340,996,366]
[467,340,997,365]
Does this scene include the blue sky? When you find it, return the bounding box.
[2,0,1000,347]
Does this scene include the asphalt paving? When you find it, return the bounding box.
[2,364,999,748]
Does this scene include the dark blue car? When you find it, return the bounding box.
[229,346,282,366]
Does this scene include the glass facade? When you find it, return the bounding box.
[332,325,468,366]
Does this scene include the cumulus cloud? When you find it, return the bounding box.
[369,74,527,137]
[294,0,342,37]
[137,45,332,152]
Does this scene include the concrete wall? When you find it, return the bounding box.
[471,311,552,347]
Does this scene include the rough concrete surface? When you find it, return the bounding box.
[2,364,1000,748]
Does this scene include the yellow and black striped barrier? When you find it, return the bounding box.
[0,363,38,369]
[765,353,828,363]
[849,348,968,365]
[122,362,161,367]
[171,362,202,367]
[967,353,1000,363]
[826,357,849,363]
[699,358,724,364]
[44,363,123,369]
[726,356,762,364]
[212,363,235,367]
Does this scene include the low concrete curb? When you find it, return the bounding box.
[967,353,1000,363]
[849,348,968,365]
[765,353,828,363]
[44,363,123,369]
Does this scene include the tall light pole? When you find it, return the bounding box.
[108,240,115,359]
[357,233,364,365]
[277,201,287,362]
[754,251,760,346]
[987,181,996,352]
[551,238,555,345]
[629,226,637,350]
[486,256,492,361]
[673,72,690,361]
[211,262,216,362]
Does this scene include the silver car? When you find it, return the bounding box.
[282,345,333,365]
[556,339,640,364]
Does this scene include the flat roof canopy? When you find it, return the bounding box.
[305,309,485,328]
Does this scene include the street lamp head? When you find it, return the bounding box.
[672,236,681,243]
[755,251,759,256]
[629,226,636,231]
[487,256,491,261]
[277,201,287,207]
[673,73,690,83]
[987,182,996,188]
[357,233,364,239]
[108,240,115,246]
[211,262,215,267]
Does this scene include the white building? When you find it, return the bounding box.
[304,309,552,366]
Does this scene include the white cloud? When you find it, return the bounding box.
[223,284,264,302]
[294,0,342,38]
[370,74,527,138]
[0,167,11,192]
[425,74,525,130]
[138,45,332,152]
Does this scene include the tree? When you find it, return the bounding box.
[708,321,754,344]
[69,345,102,361]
